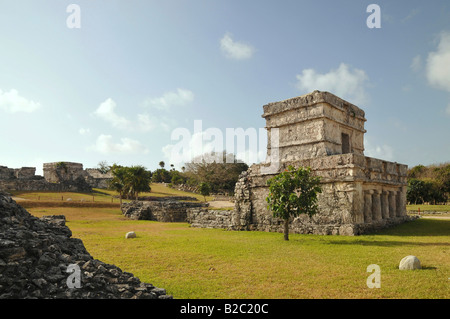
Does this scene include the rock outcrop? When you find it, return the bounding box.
[0,191,171,299]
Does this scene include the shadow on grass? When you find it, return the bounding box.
[369,218,450,237]
[326,219,450,247]
[328,239,450,247]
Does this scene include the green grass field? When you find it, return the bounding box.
[10,183,213,204]
[407,204,450,212]
[22,187,450,299]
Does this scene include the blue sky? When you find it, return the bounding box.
[0,0,449,175]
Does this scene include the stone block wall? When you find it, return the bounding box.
[229,153,411,235]
[186,91,413,236]
[186,209,235,229]
[0,162,113,192]
[43,162,85,183]
[122,200,209,222]
[263,91,366,162]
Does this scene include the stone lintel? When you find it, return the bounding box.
[262,90,366,121]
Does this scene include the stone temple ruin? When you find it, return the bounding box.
[0,162,112,192]
[188,90,414,235]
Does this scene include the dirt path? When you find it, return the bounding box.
[207,200,234,208]
[12,196,28,201]
[420,216,450,220]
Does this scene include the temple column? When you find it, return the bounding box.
[381,190,389,220]
[389,191,396,218]
[396,187,406,217]
[363,190,373,223]
[372,190,382,221]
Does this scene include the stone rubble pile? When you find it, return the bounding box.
[0,191,171,299]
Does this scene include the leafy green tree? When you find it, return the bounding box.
[266,165,322,241]
[198,182,211,202]
[184,151,248,195]
[170,170,186,185]
[407,179,428,204]
[109,164,152,204]
[126,165,152,200]
[109,164,129,207]
[97,161,110,174]
[152,168,171,183]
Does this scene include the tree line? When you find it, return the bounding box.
[101,151,249,203]
[406,163,450,205]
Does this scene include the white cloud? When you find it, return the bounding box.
[295,63,369,105]
[426,31,450,92]
[93,98,159,132]
[364,137,394,161]
[89,134,149,154]
[93,98,132,129]
[162,125,268,167]
[0,89,41,113]
[220,32,255,60]
[79,128,90,135]
[143,88,194,110]
[93,90,194,136]
[162,131,219,166]
[401,8,420,23]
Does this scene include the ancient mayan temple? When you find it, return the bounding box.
[232,90,412,235]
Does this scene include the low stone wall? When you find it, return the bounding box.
[0,178,92,192]
[137,196,199,202]
[185,207,418,235]
[186,208,235,229]
[122,200,208,222]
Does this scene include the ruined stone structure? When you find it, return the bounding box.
[122,200,208,222]
[189,91,414,235]
[0,162,112,192]
[0,191,170,299]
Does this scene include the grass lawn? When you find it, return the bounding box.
[10,183,213,204]
[27,204,450,299]
[407,204,450,212]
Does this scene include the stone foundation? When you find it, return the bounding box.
[122,200,209,222]
[230,153,412,235]
[186,209,235,229]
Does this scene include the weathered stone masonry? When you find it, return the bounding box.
[189,90,415,235]
[0,162,112,192]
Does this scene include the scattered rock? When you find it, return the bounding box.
[0,191,171,299]
[399,255,421,270]
[125,231,136,239]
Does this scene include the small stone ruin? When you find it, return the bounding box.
[122,199,208,222]
[0,162,112,192]
[0,191,171,299]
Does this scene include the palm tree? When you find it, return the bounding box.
[126,165,152,200]
[159,161,165,169]
[109,165,129,207]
